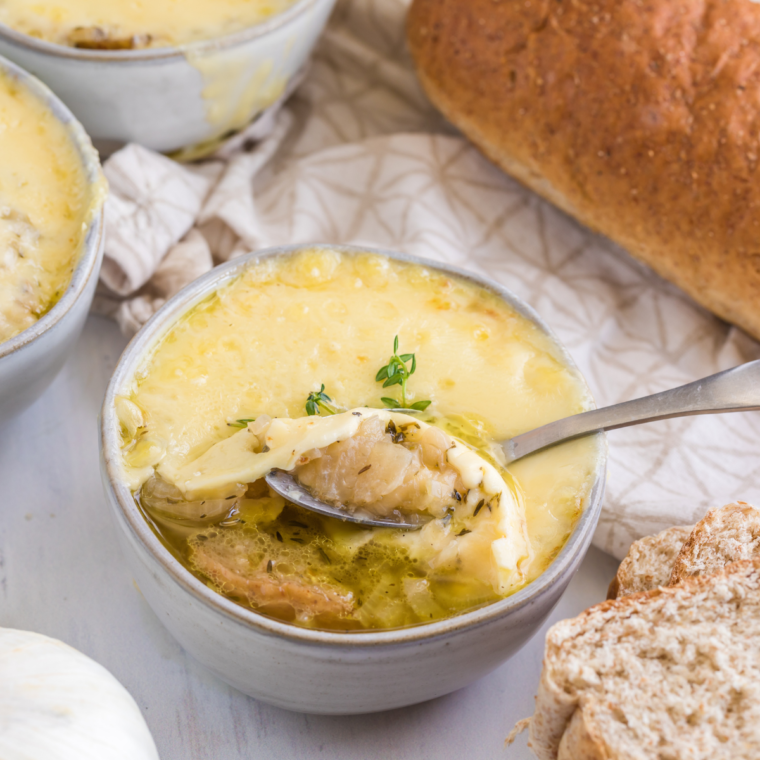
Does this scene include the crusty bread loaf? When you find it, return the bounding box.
[407,0,760,339]
[607,524,692,599]
[670,501,760,584]
[529,560,760,760]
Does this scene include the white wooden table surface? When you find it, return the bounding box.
[0,314,619,760]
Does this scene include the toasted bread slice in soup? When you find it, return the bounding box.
[529,559,760,760]
[607,525,692,599]
[670,502,760,585]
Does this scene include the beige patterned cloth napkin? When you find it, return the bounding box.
[92,0,760,560]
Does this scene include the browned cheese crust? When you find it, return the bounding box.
[407,0,760,339]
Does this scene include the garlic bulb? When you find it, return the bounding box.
[0,628,159,760]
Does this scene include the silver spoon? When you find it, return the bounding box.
[266,360,760,529]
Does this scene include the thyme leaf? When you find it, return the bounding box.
[375,335,432,410]
[305,384,338,416]
[228,417,256,428]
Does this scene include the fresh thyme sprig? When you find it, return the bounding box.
[306,384,339,416]
[228,418,256,428]
[376,336,432,411]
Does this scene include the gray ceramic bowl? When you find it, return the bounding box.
[0,55,105,426]
[0,0,336,156]
[100,244,607,715]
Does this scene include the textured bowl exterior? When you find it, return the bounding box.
[100,244,607,714]
[0,55,105,427]
[0,0,336,155]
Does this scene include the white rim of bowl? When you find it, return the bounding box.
[0,54,105,361]
[101,244,608,648]
[0,0,326,63]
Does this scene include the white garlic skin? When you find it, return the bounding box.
[0,628,159,760]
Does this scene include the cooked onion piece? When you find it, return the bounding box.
[139,473,246,523]
[294,416,460,519]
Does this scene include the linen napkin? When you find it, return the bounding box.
[92,0,760,560]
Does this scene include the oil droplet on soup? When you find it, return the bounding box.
[120,249,602,631]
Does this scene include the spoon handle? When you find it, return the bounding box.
[504,360,760,463]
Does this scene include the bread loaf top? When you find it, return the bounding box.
[408,0,760,339]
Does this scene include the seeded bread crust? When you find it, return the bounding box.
[670,502,760,584]
[607,524,693,599]
[407,0,760,340]
[529,559,760,760]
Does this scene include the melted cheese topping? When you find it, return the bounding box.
[0,0,299,48]
[120,250,601,593]
[0,72,102,345]
[169,410,504,495]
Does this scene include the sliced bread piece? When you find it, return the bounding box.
[670,502,760,585]
[529,559,760,760]
[607,525,692,599]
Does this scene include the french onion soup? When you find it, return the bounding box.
[116,249,601,631]
[0,70,104,346]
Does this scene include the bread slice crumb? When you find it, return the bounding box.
[506,717,531,746]
[530,560,760,760]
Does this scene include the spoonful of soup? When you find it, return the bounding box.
[263,360,760,527]
[164,407,521,531]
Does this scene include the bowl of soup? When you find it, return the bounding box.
[100,244,606,714]
[0,0,336,157]
[0,54,105,425]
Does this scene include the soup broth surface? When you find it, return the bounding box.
[0,71,101,345]
[0,0,299,49]
[119,249,601,631]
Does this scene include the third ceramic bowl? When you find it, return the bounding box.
[0,0,337,156]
